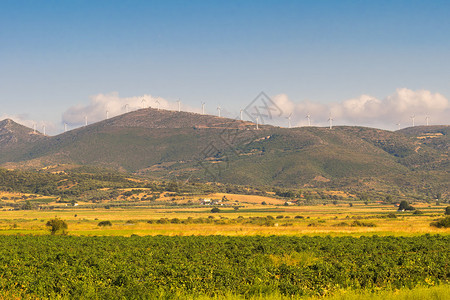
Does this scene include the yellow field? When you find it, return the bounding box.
[209,193,286,205]
[1,199,448,237]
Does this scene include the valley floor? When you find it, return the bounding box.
[0,192,448,299]
[0,202,448,237]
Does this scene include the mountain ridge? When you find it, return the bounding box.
[0,110,448,193]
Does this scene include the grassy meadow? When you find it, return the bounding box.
[0,192,448,237]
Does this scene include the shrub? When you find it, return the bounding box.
[445,206,450,215]
[333,222,350,227]
[387,213,397,218]
[46,218,68,235]
[98,220,112,227]
[430,217,450,228]
[156,218,169,224]
[398,200,415,211]
[351,220,376,227]
[413,210,424,215]
[211,207,220,213]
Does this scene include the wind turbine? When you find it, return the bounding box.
[286,113,292,128]
[177,99,181,112]
[201,102,205,115]
[125,104,129,113]
[141,98,147,109]
[42,125,46,136]
[84,116,88,126]
[411,114,415,127]
[328,115,333,129]
[155,99,160,110]
[396,122,401,130]
[425,115,430,126]
[240,109,243,121]
[217,106,221,117]
[256,116,259,130]
[306,114,311,126]
[33,122,36,134]
[64,123,67,133]
[106,110,109,119]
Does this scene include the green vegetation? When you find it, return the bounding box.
[0,235,447,299]
[398,200,415,211]
[97,220,112,227]
[431,217,450,228]
[0,167,138,196]
[46,218,68,235]
[211,207,221,213]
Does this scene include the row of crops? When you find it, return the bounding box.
[0,235,448,299]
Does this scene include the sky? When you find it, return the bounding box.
[1,0,449,134]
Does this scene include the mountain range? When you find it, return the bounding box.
[0,109,448,195]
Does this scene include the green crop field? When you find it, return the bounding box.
[0,235,448,299]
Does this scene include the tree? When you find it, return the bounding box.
[398,200,415,211]
[211,207,220,213]
[46,218,68,235]
[21,200,32,210]
[445,206,450,215]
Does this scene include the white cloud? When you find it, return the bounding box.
[59,88,450,131]
[62,92,200,126]
[272,88,450,130]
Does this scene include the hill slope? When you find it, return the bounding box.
[0,119,47,163]
[0,119,45,149]
[0,110,448,193]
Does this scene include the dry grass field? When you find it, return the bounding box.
[0,193,448,237]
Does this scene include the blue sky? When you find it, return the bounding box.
[1,0,449,133]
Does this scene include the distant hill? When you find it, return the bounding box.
[0,110,448,194]
[0,119,47,163]
[0,119,45,148]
